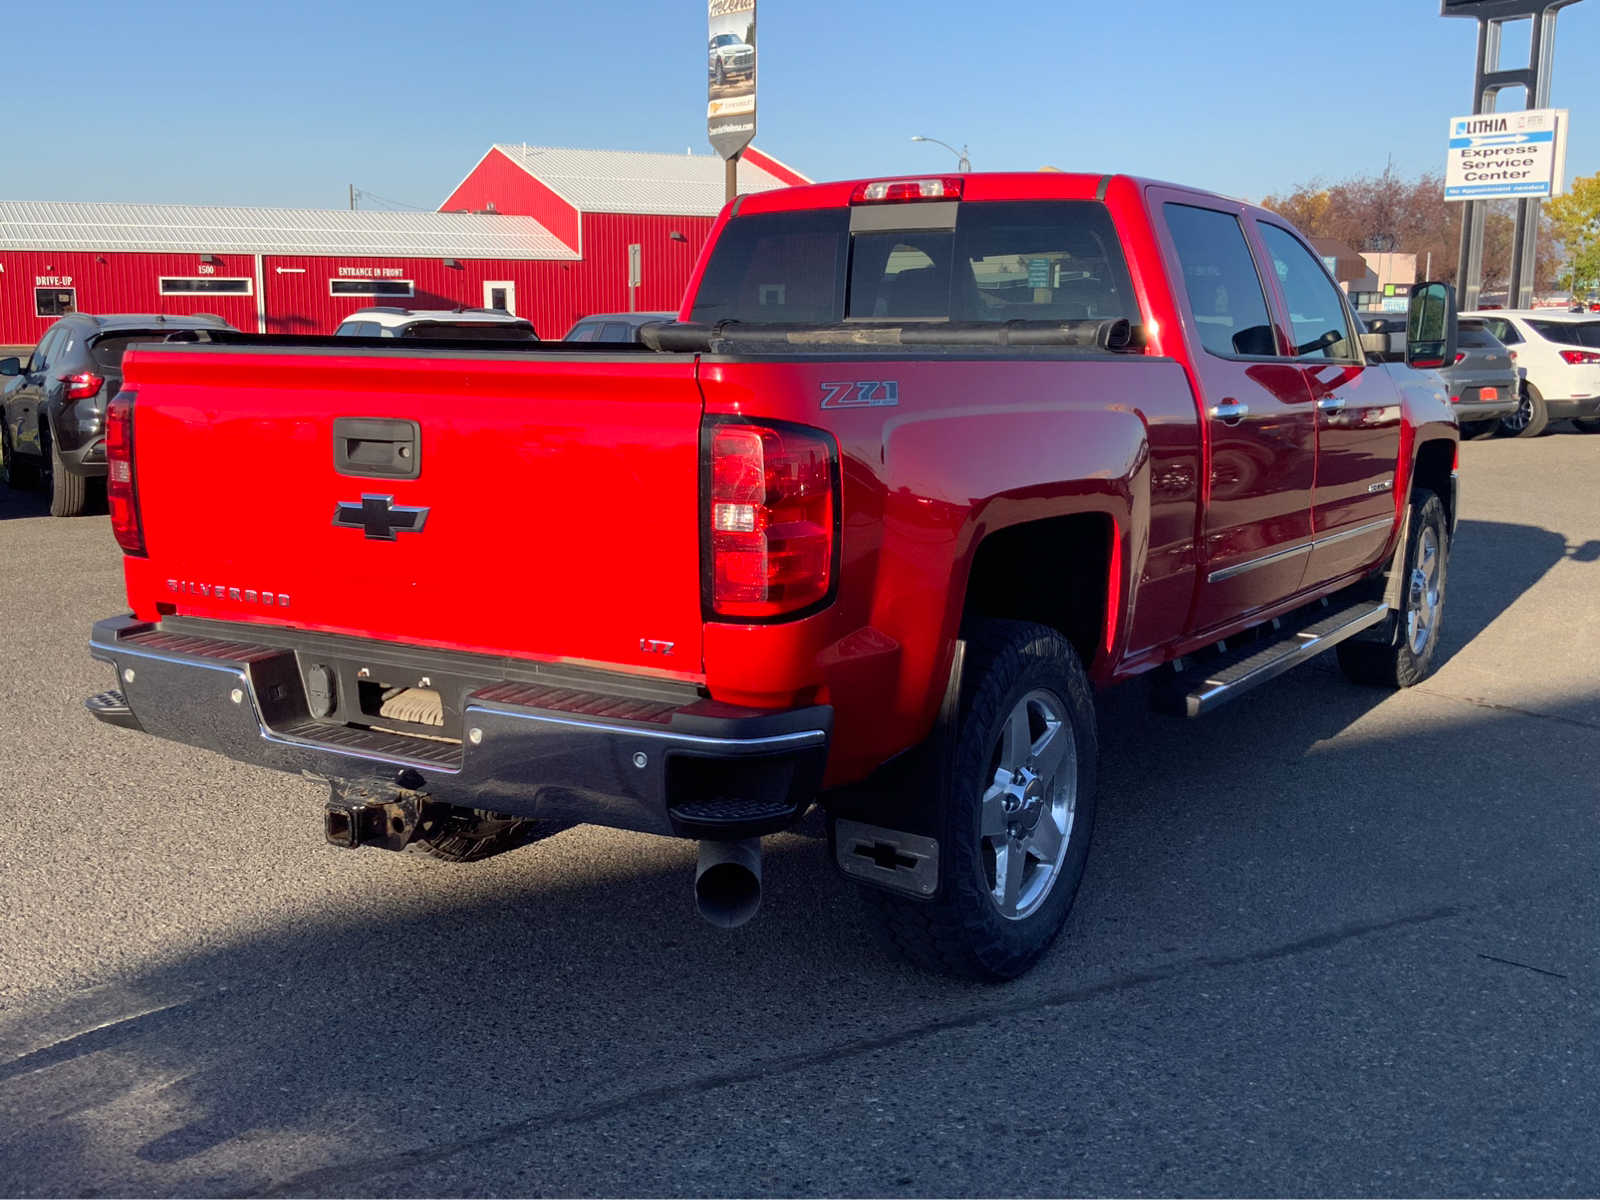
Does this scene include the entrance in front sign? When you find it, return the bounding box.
[483,281,516,314]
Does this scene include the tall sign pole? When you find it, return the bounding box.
[708,0,757,204]
[1442,0,1583,308]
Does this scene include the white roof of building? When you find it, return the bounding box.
[488,144,805,217]
[0,201,579,260]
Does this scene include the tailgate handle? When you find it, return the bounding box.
[333,417,420,479]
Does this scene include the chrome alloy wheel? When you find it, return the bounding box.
[980,688,1077,921]
[1406,525,1443,655]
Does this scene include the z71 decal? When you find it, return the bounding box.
[820,380,900,409]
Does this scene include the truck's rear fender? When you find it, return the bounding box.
[698,356,1199,785]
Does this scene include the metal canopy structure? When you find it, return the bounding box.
[1443,0,1584,308]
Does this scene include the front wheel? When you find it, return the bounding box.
[1500,383,1550,438]
[1337,489,1449,689]
[864,619,1097,981]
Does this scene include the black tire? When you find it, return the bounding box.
[408,807,542,863]
[46,434,86,517]
[1572,418,1600,434]
[1,425,40,491]
[1337,489,1448,689]
[1500,383,1549,438]
[864,619,1098,981]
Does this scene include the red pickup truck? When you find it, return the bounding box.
[88,172,1460,980]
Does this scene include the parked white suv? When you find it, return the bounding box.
[1463,310,1600,437]
[333,308,539,341]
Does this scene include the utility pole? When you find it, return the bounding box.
[349,184,356,211]
[726,153,739,205]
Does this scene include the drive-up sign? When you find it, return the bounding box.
[1444,108,1569,201]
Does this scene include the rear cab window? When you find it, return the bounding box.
[690,201,1140,330]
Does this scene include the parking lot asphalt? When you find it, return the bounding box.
[0,430,1597,1198]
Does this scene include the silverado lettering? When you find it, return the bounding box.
[90,171,1460,981]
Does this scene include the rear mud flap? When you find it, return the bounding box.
[825,639,965,901]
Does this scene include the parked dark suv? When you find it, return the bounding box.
[1361,313,1519,437]
[1,313,232,516]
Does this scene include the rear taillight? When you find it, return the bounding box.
[706,420,836,619]
[1559,349,1600,365]
[58,372,104,400]
[105,392,145,556]
[850,177,963,204]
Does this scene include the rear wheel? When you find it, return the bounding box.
[46,435,86,517]
[1500,383,1549,438]
[863,619,1097,981]
[1337,489,1448,689]
[1572,418,1600,434]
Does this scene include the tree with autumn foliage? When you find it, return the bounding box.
[1546,172,1600,298]
[1262,164,1561,292]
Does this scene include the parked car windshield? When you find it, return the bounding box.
[1528,319,1600,349]
[691,201,1138,327]
[711,34,741,47]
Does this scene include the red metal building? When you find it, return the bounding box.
[0,146,807,349]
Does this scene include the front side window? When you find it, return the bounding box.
[1163,203,1277,358]
[566,322,599,342]
[29,327,62,371]
[35,287,75,317]
[1259,224,1358,360]
[159,277,251,295]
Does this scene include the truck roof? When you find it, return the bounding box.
[730,171,1248,215]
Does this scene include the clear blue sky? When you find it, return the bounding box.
[8,0,1596,210]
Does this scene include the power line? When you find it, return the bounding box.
[347,185,432,212]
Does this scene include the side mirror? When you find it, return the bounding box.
[1406,281,1458,370]
[0,356,19,377]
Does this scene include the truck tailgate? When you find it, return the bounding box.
[124,347,706,679]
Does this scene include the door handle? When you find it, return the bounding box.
[1317,396,1346,413]
[1210,399,1249,425]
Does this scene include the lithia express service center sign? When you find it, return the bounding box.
[1444,108,1569,201]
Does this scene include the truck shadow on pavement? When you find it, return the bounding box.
[1,517,1596,1197]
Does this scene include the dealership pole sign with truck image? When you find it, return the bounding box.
[1445,108,1569,200]
[707,0,756,160]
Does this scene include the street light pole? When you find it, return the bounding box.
[910,135,971,173]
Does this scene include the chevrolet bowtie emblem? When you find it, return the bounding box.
[333,494,430,541]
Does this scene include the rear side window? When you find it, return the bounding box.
[599,321,631,341]
[1163,204,1277,358]
[691,201,1138,327]
[1529,320,1600,349]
